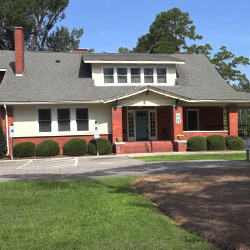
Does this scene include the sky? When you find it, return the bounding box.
[60,0,250,78]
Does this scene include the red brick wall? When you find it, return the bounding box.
[183,106,224,131]
[172,106,183,141]
[13,135,112,154]
[1,108,14,156]
[183,131,228,140]
[173,141,187,152]
[122,107,127,141]
[116,141,174,154]
[157,106,171,140]
[14,28,25,74]
[112,106,123,144]
[227,107,238,136]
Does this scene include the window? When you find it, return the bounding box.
[144,68,154,83]
[76,108,89,131]
[187,110,199,130]
[104,68,114,83]
[38,109,51,132]
[102,67,168,85]
[157,68,167,83]
[58,109,70,131]
[117,68,127,83]
[131,68,141,83]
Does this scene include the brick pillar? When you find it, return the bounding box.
[112,106,123,144]
[1,107,13,156]
[14,27,25,75]
[227,107,238,136]
[172,105,183,141]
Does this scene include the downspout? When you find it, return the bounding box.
[4,105,9,156]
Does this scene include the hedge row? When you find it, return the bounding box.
[187,135,244,151]
[13,138,112,157]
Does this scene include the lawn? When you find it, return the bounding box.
[134,152,246,162]
[0,177,214,250]
[134,166,250,250]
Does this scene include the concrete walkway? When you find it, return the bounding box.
[0,153,249,182]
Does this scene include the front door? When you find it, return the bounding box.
[136,111,148,141]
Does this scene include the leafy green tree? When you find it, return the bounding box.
[45,26,83,52]
[88,48,95,53]
[118,47,130,53]
[186,44,212,57]
[210,46,250,86]
[133,8,202,53]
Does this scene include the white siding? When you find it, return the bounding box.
[13,104,112,137]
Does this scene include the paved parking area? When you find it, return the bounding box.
[0,156,249,182]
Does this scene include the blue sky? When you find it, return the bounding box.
[61,0,250,78]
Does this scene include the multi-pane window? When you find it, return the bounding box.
[103,67,167,84]
[76,108,88,131]
[58,109,70,131]
[187,110,199,130]
[38,109,51,132]
[150,112,156,137]
[128,112,134,138]
[104,68,114,83]
[144,68,154,83]
[157,68,167,83]
[117,68,127,83]
[131,68,141,83]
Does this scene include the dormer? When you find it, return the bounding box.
[82,53,185,86]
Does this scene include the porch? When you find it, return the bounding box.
[112,105,238,154]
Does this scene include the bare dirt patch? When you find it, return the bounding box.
[133,166,250,250]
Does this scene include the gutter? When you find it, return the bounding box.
[3,105,9,156]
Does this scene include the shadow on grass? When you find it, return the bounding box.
[134,166,250,250]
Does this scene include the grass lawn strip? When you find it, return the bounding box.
[133,153,246,162]
[133,166,250,250]
[0,177,214,250]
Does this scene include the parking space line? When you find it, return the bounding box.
[75,158,78,167]
[17,159,33,170]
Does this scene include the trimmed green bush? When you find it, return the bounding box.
[187,136,207,151]
[13,142,36,157]
[88,138,112,155]
[63,138,87,156]
[36,140,60,157]
[225,135,244,150]
[0,124,7,158]
[206,135,225,150]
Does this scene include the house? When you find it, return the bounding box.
[0,27,250,155]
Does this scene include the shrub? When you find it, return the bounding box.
[13,142,36,157]
[225,135,244,150]
[63,138,87,156]
[0,124,7,158]
[88,138,112,155]
[187,136,207,151]
[36,140,60,157]
[206,135,225,150]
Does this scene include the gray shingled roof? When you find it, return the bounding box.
[0,51,249,103]
[81,53,185,62]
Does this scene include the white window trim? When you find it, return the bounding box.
[36,105,91,136]
[187,109,200,131]
[101,66,169,86]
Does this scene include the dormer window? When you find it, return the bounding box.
[101,66,169,85]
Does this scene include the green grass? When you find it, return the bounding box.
[134,153,247,162]
[0,178,215,250]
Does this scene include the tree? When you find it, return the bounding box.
[118,47,130,53]
[0,0,35,50]
[133,8,202,53]
[210,46,250,86]
[0,0,70,51]
[88,48,95,53]
[45,26,83,52]
[186,44,212,57]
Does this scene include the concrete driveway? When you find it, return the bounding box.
[0,156,249,182]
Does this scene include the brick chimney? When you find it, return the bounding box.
[14,27,25,75]
[73,49,88,53]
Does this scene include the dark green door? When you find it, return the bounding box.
[136,111,148,141]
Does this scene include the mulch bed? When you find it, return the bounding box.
[133,166,250,250]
